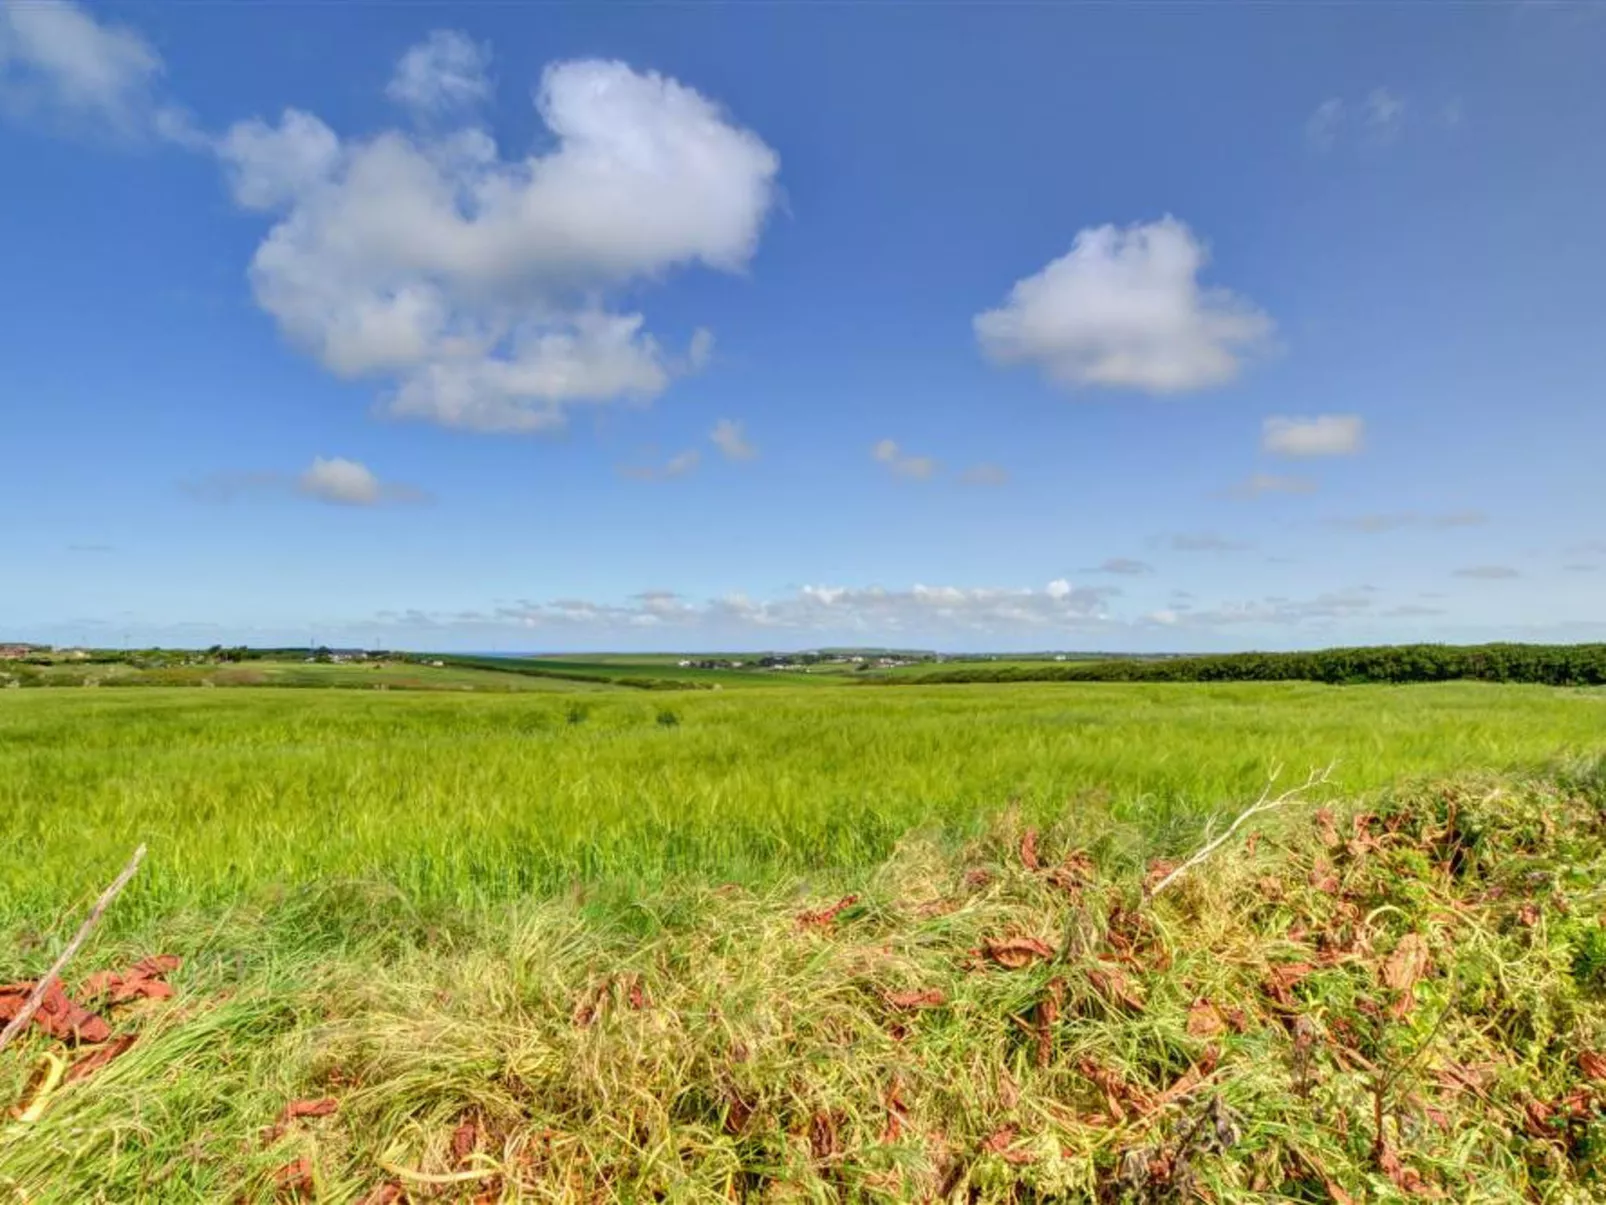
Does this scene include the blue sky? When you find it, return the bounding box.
[2,1,1603,652]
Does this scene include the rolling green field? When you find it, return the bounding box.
[4,680,1606,1202]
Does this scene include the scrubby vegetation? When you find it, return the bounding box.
[6,761,1606,1200]
[895,643,1606,688]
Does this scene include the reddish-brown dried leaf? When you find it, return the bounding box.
[356,1185,406,1205]
[1036,977,1064,1068]
[0,983,30,1022]
[1257,876,1285,901]
[451,1119,480,1167]
[1347,814,1384,859]
[1262,961,1315,1010]
[1244,831,1262,857]
[797,894,859,931]
[29,980,111,1044]
[884,988,945,1010]
[1309,857,1340,895]
[809,1109,842,1161]
[283,1098,338,1122]
[272,1157,315,1200]
[64,1033,137,1085]
[1019,829,1041,871]
[1518,902,1541,927]
[1382,934,1431,1019]
[723,1085,755,1135]
[79,955,180,1007]
[625,975,649,1011]
[1376,1136,1438,1196]
[963,867,993,889]
[1580,1051,1606,1082]
[881,1076,909,1144]
[981,936,1054,969]
[1186,998,1226,1038]
[1314,807,1341,849]
[1077,1058,1153,1121]
[1088,962,1145,1012]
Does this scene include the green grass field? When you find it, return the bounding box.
[4,680,1603,928]
[4,681,1606,1201]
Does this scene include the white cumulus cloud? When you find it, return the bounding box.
[387,30,491,116]
[1261,414,1364,457]
[216,46,780,433]
[0,0,194,139]
[974,216,1272,394]
[298,456,386,505]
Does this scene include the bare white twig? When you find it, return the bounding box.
[1146,765,1333,900]
[0,844,146,1056]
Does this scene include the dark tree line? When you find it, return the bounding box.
[888,643,1606,687]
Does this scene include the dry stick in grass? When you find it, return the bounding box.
[1146,765,1334,900]
[0,844,147,1057]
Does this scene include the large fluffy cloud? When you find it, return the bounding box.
[217,48,780,432]
[974,217,1272,394]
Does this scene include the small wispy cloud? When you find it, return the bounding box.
[184,457,428,506]
[1262,414,1364,457]
[1088,557,1154,576]
[1365,87,1406,139]
[1327,511,1488,534]
[1453,565,1520,580]
[958,462,1009,486]
[1164,532,1251,553]
[1305,98,1344,149]
[620,449,701,482]
[1223,472,1317,499]
[872,439,937,481]
[709,418,758,462]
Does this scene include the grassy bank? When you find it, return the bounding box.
[4,762,1606,1201]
